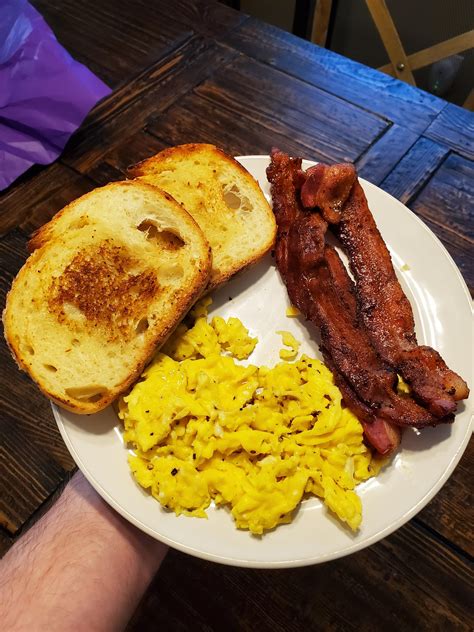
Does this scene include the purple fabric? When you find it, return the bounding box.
[0,0,111,190]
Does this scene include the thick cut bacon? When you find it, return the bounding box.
[267,149,440,454]
[337,180,469,417]
[301,163,356,223]
[303,248,437,427]
[322,353,401,456]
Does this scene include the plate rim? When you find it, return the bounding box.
[53,154,473,568]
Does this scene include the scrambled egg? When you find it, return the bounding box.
[277,330,301,360]
[119,299,383,534]
[285,305,301,317]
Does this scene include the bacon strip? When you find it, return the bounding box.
[301,163,356,223]
[267,149,442,454]
[336,180,469,417]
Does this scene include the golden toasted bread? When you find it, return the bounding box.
[3,181,212,414]
[128,144,276,289]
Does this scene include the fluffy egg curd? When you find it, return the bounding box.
[119,298,384,534]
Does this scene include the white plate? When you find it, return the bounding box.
[54,156,473,568]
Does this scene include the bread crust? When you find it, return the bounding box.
[128,144,276,290]
[3,181,212,414]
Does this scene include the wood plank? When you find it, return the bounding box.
[0,338,75,473]
[60,38,238,175]
[415,215,473,295]
[193,55,388,163]
[221,18,445,134]
[380,137,449,204]
[380,147,473,292]
[148,0,246,37]
[365,0,415,84]
[128,520,472,631]
[425,103,474,159]
[0,230,76,473]
[410,153,474,242]
[0,163,95,236]
[0,529,14,558]
[356,124,418,185]
[0,470,74,558]
[88,132,170,184]
[416,439,473,555]
[32,0,244,87]
[147,92,332,161]
[33,0,192,87]
[379,30,474,75]
[310,0,333,47]
[0,408,66,534]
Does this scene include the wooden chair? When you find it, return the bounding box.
[310,0,473,107]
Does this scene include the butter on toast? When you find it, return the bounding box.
[128,144,276,290]
[3,181,212,414]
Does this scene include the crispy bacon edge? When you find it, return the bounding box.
[267,149,414,455]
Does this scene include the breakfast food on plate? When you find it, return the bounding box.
[119,299,384,534]
[335,179,469,417]
[128,143,276,290]
[266,149,469,455]
[7,140,465,537]
[3,181,212,414]
[3,143,276,415]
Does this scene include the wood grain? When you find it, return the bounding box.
[0,229,74,534]
[356,124,419,185]
[425,103,474,159]
[194,55,388,163]
[0,530,14,558]
[128,519,472,632]
[147,92,330,160]
[414,214,473,295]
[406,153,474,291]
[60,38,238,175]
[220,18,445,133]
[0,2,472,628]
[0,407,65,534]
[0,163,95,237]
[32,0,244,86]
[365,0,415,84]
[379,137,449,204]
[88,132,170,183]
[0,230,75,473]
[411,153,474,241]
[417,439,473,555]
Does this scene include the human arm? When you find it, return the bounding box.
[0,471,167,631]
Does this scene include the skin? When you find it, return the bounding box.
[0,472,167,632]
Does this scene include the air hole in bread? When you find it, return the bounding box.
[223,184,252,212]
[69,216,89,231]
[66,386,107,402]
[223,187,241,210]
[25,345,35,356]
[44,364,58,373]
[137,220,185,251]
[71,338,80,347]
[135,317,149,334]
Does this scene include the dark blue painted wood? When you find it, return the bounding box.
[220,18,446,134]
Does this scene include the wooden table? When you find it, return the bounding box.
[0,1,472,629]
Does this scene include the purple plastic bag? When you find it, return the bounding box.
[0,0,111,190]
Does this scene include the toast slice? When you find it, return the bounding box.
[3,181,212,414]
[128,144,276,289]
